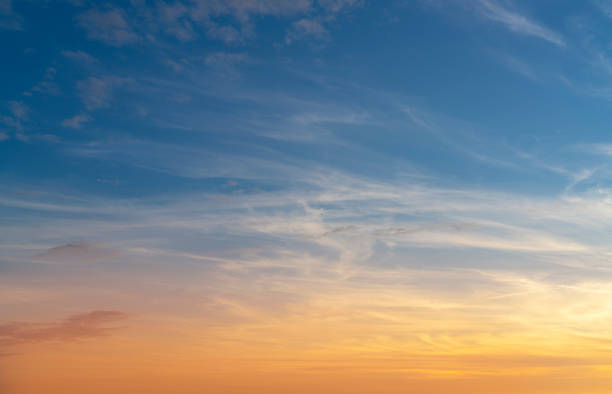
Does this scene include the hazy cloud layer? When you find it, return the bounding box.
[0,311,128,346]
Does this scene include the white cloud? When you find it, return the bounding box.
[578,143,612,156]
[8,160,612,352]
[474,0,565,47]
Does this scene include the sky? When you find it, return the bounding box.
[4,0,612,393]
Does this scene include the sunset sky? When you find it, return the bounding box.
[4,1,612,393]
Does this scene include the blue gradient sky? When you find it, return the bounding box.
[4,0,612,200]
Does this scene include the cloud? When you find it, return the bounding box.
[8,101,28,119]
[77,76,128,110]
[34,241,116,264]
[61,114,91,129]
[474,0,565,47]
[155,1,196,41]
[284,1,362,44]
[204,21,243,44]
[1,101,29,132]
[0,310,128,346]
[190,0,313,21]
[77,77,112,110]
[320,224,356,237]
[29,67,61,96]
[595,0,612,19]
[583,143,612,155]
[7,161,612,364]
[291,110,368,125]
[70,0,360,47]
[286,18,329,43]
[127,0,315,45]
[76,6,139,47]
[163,58,185,72]
[494,52,537,80]
[0,0,23,30]
[61,50,97,64]
[318,0,363,13]
[204,52,249,66]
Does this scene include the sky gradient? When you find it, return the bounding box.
[3,1,612,393]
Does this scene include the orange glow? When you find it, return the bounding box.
[4,268,612,394]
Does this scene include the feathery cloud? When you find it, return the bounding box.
[475,0,565,47]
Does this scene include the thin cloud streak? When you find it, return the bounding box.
[0,311,128,347]
[475,0,565,47]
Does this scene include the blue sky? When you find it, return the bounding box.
[6,2,612,389]
[3,0,612,200]
[2,1,610,196]
[4,1,612,263]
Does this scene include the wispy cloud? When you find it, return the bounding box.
[6,2,612,388]
[1,100,29,132]
[475,0,565,47]
[204,52,249,66]
[76,6,139,47]
[62,50,97,64]
[0,310,128,346]
[189,0,313,21]
[5,162,612,377]
[8,100,28,120]
[0,0,23,30]
[75,0,360,47]
[318,0,364,13]
[203,22,243,43]
[285,0,363,44]
[27,67,61,96]
[594,0,612,19]
[33,241,115,264]
[77,76,129,110]
[286,18,329,44]
[61,114,91,129]
[494,51,537,80]
[155,1,196,41]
